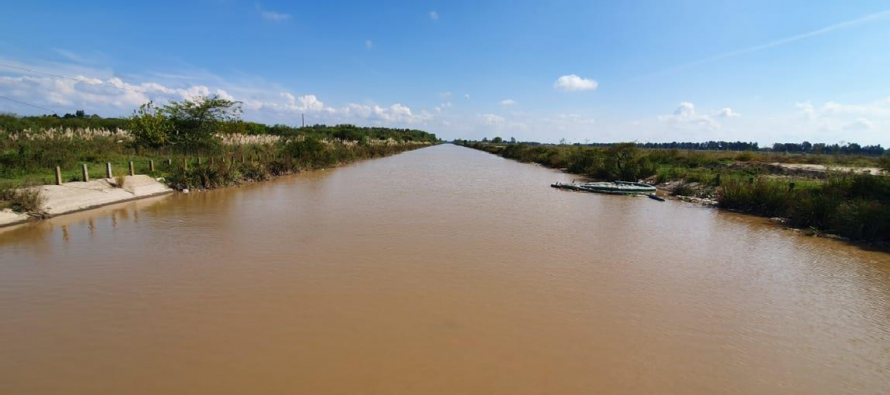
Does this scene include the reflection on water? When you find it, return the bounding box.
[1,145,889,395]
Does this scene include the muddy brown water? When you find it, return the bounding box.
[2,144,889,394]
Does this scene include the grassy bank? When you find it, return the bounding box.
[1,100,439,215]
[1,129,434,190]
[459,141,890,243]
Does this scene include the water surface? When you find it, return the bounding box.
[2,144,889,394]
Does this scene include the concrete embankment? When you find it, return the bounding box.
[0,175,172,228]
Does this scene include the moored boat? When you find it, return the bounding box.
[579,181,657,194]
[551,180,658,195]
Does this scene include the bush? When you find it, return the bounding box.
[879,156,890,173]
[0,184,44,213]
[718,177,794,217]
[735,152,755,162]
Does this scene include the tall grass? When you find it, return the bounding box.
[719,174,890,242]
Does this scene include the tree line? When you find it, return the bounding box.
[457,138,886,156]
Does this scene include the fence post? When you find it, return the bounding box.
[106,162,113,178]
[183,157,188,170]
[82,164,89,182]
[167,158,172,167]
[149,160,155,172]
[129,161,135,176]
[55,166,62,185]
[714,173,721,186]
[197,157,202,166]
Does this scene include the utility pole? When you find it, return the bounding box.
[301,113,305,128]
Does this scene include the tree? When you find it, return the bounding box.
[162,95,242,153]
[606,143,640,180]
[129,101,172,149]
[492,136,503,143]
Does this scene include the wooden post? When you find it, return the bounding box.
[82,164,89,182]
[715,173,721,186]
[183,157,188,170]
[209,157,215,166]
[149,160,155,172]
[55,166,62,185]
[197,157,202,166]
[106,162,113,178]
[167,158,172,167]
[129,161,135,176]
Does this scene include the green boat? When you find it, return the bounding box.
[580,181,657,194]
[551,181,657,195]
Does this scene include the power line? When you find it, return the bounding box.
[0,62,183,102]
[0,95,60,115]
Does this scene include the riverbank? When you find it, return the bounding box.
[459,142,890,244]
[0,143,434,229]
[0,175,172,228]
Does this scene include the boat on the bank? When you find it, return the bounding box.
[551,180,657,195]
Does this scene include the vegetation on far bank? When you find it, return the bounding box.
[0,96,439,212]
[457,140,890,243]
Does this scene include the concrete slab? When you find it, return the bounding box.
[34,176,173,217]
[0,209,30,227]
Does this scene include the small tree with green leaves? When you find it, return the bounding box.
[129,95,242,153]
[162,95,242,153]
[129,101,172,149]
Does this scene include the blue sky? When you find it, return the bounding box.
[2,0,890,145]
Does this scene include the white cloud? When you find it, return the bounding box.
[429,11,439,20]
[795,98,890,131]
[844,118,874,131]
[280,92,328,112]
[342,103,431,124]
[479,114,505,125]
[439,91,452,98]
[715,108,741,118]
[553,74,598,92]
[365,40,374,50]
[0,58,439,129]
[658,102,739,130]
[796,101,817,118]
[257,4,292,22]
[464,94,471,100]
[500,99,516,106]
[51,48,89,64]
[434,101,453,113]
